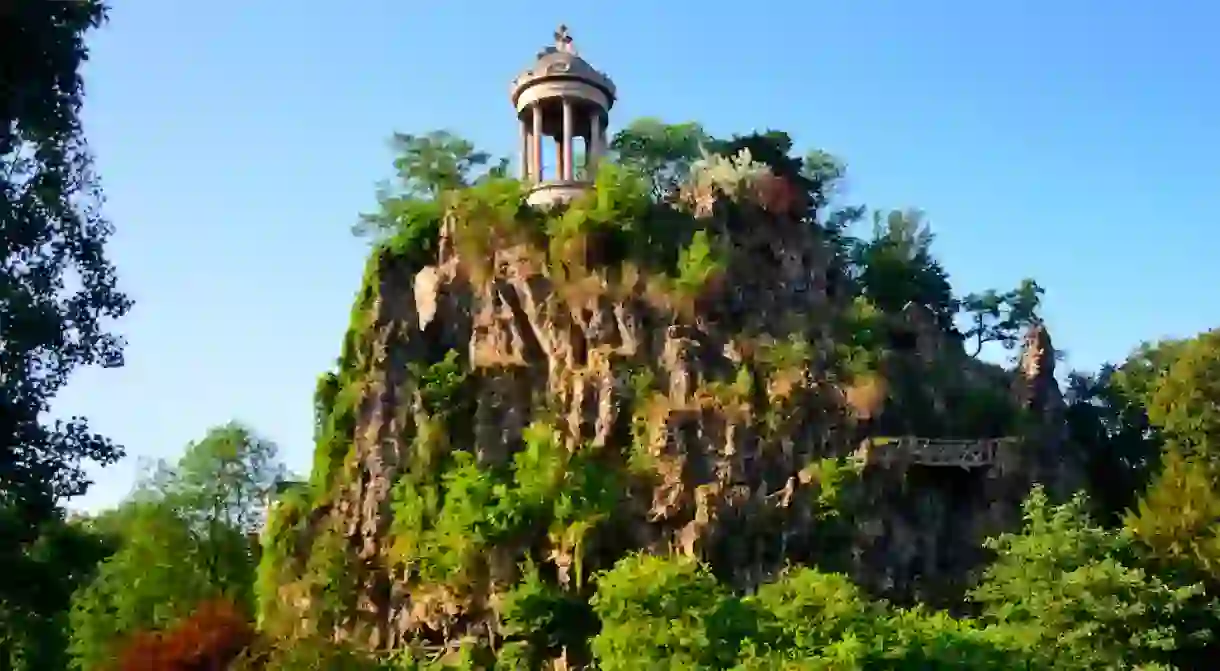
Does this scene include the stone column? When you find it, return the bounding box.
[555,136,565,181]
[518,117,529,181]
[562,98,574,180]
[588,109,602,177]
[531,103,543,181]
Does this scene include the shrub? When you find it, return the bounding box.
[112,599,255,671]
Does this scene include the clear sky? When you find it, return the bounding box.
[62,1,1218,512]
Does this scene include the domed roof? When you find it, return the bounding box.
[510,26,616,106]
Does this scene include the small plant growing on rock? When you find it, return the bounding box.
[673,229,725,299]
[412,349,471,417]
[688,146,770,204]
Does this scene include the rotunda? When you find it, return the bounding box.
[510,25,616,207]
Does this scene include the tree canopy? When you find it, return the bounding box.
[1,1,131,664]
[66,423,284,671]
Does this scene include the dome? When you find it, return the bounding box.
[510,27,616,107]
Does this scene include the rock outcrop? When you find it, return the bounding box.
[259,157,1081,658]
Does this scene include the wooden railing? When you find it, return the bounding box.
[855,436,1018,469]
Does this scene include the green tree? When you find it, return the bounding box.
[1110,338,1189,411]
[1143,329,1220,456]
[588,554,750,670]
[588,555,1027,670]
[959,278,1045,357]
[0,0,131,508]
[608,118,709,199]
[1063,367,1159,523]
[68,502,215,670]
[851,209,956,329]
[971,487,1218,670]
[1065,336,1197,524]
[67,423,285,670]
[1127,448,1220,581]
[698,129,870,301]
[354,130,508,236]
[1115,330,1220,579]
[142,422,287,590]
[353,131,508,269]
[609,121,867,281]
[1,0,132,660]
[743,568,1023,669]
[0,516,116,671]
[800,148,849,214]
[155,422,286,532]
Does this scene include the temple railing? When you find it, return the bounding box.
[854,436,1019,469]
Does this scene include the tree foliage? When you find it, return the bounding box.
[1064,367,1160,522]
[1,2,132,665]
[0,0,131,512]
[1142,330,1220,456]
[353,130,509,245]
[0,516,115,671]
[851,209,957,329]
[67,423,284,671]
[959,278,1046,356]
[1127,448,1220,580]
[144,422,287,538]
[972,487,1217,669]
[609,117,709,199]
[1098,331,1220,581]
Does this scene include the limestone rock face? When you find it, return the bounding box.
[1012,322,1084,499]
[282,192,1082,651]
[327,202,850,645]
[843,319,1080,609]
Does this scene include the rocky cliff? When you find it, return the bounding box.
[257,148,1080,662]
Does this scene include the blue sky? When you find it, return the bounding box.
[62,1,1218,512]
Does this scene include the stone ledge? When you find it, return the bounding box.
[526,180,591,207]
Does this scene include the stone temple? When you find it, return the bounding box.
[510,25,616,207]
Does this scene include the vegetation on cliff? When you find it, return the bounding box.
[242,119,1218,669]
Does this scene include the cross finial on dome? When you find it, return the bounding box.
[554,24,575,53]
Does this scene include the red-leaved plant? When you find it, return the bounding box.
[113,599,256,671]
